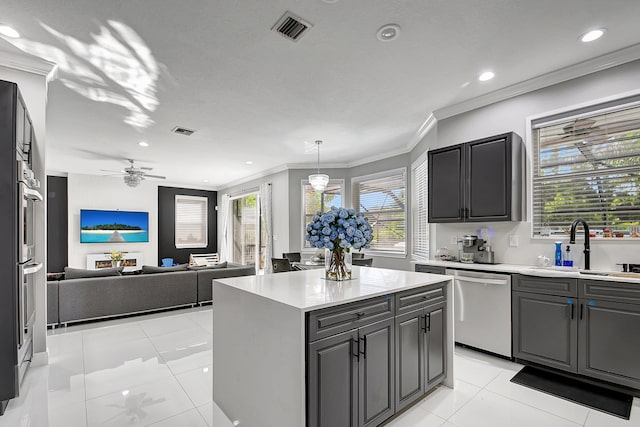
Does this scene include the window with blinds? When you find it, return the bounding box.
[412,158,429,259]
[353,169,406,254]
[175,195,208,248]
[302,181,343,249]
[532,100,640,237]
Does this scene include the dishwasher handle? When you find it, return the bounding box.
[455,276,508,286]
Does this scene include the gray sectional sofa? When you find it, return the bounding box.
[47,263,254,326]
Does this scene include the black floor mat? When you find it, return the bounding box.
[510,366,633,420]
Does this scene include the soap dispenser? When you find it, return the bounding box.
[563,245,573,267]
[554,241,563,266]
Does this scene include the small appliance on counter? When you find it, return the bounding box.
[459,234,496,264]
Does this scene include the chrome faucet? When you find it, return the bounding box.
[569,218,590,270]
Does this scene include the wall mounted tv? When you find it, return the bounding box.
[80,209,149,243]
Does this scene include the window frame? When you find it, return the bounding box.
[174,194,208,249]
[526,90,640,240]
[352,167,407,257]
[301,179,345,253]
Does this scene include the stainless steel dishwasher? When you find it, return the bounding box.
[446,268,512,358]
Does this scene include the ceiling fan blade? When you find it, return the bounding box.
[144,174,166,180]
[140,166,154,171]
[100,169,127,174]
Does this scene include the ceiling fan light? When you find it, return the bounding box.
[309,173,330,192]
[124,174,142,187]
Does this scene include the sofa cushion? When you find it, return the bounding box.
[64,267,123,279]
[142,264,189,274]
[188,261,228,270]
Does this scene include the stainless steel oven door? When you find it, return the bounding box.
[18,182,42,264]
[17,262,42,382]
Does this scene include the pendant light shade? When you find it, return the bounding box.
[309,140,329,192]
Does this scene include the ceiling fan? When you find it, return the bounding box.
[101,159,166,187]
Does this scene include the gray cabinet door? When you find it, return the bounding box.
[358,318,395,427]
[395,308,424,411]
[425,303,445,389]
[512,292,577,373]
[308,329,359,427]
[428,144,464,222]
[578,299,640,389]
[466,136,509,221]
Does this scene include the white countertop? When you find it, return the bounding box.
[412,260,640,284]
[213,266,452,312]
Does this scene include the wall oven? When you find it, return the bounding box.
[16,160,43,382]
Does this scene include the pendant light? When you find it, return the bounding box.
[308,140,329,192]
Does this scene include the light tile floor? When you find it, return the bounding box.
[1,306,638,426]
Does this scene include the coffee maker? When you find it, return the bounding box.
[460,234,495,264]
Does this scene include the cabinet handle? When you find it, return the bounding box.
[421,315,427,333]
[360,336,367,359]
[426,313,431,332]
[352,338,359,361]
[580,304,584,320]
[464,208,469,219]
[570,303,574,320]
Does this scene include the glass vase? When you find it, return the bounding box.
[325,248,352,281]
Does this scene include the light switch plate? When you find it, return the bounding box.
[509,235,519,247]
[450,236,458,245]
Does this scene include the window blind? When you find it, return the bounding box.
[302,181,343,248]
[175,195,208,248]
[354,169,406,254]
[532,102,640,237]
[412,159,429,259]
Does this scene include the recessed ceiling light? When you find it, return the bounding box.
[203,179,209,183]
[321,0,340,3]
[376,24,400,42]
[0,25,20,39]
[121,390,129,396]
[478,71,495,82]
[138,141,149,147]
[580,28,606,43]
[245,161,253,165]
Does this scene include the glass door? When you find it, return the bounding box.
[230,193,266,270]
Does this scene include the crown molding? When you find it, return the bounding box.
[406,113,437,151]
[433,43,640,120]
[0,48,55,77]
[217,163,290,193]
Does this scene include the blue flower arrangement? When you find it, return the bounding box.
[305,206,373,252]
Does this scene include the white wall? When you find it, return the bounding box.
[425,60,640,271]
[0,66,49,357]
[67,173,159,268]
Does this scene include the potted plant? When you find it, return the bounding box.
[110,250,124,267]
[305,207,373,281]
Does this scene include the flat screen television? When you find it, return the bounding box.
[80,209,149,243]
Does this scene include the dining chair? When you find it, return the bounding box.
[352,258,373,267]
[282,252,302,263]
[272,258,292,273]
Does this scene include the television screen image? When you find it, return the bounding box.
[80,210,149,243]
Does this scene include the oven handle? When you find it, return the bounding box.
[455,276,509,286]
[23,187,43,202]
[22,262,43,275]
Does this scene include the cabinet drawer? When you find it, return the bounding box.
[415,264,446,275]
[512,274,577,297]
[307,295,394,342]
[579,279,640,305]
[396,283,446,315]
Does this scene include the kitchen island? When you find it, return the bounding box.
[213,267,454,427]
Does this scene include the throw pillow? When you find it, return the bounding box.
[141,264,189,274]
[64,267,123,279]
[188,261,228,271]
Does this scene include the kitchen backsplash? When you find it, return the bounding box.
[432,221,637,272]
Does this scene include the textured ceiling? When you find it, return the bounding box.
[2,0,640,188]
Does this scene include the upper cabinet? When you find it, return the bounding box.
[428,132,523,223]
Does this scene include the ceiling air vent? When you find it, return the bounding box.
[171,126,196,136]
[272,11,312,42]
